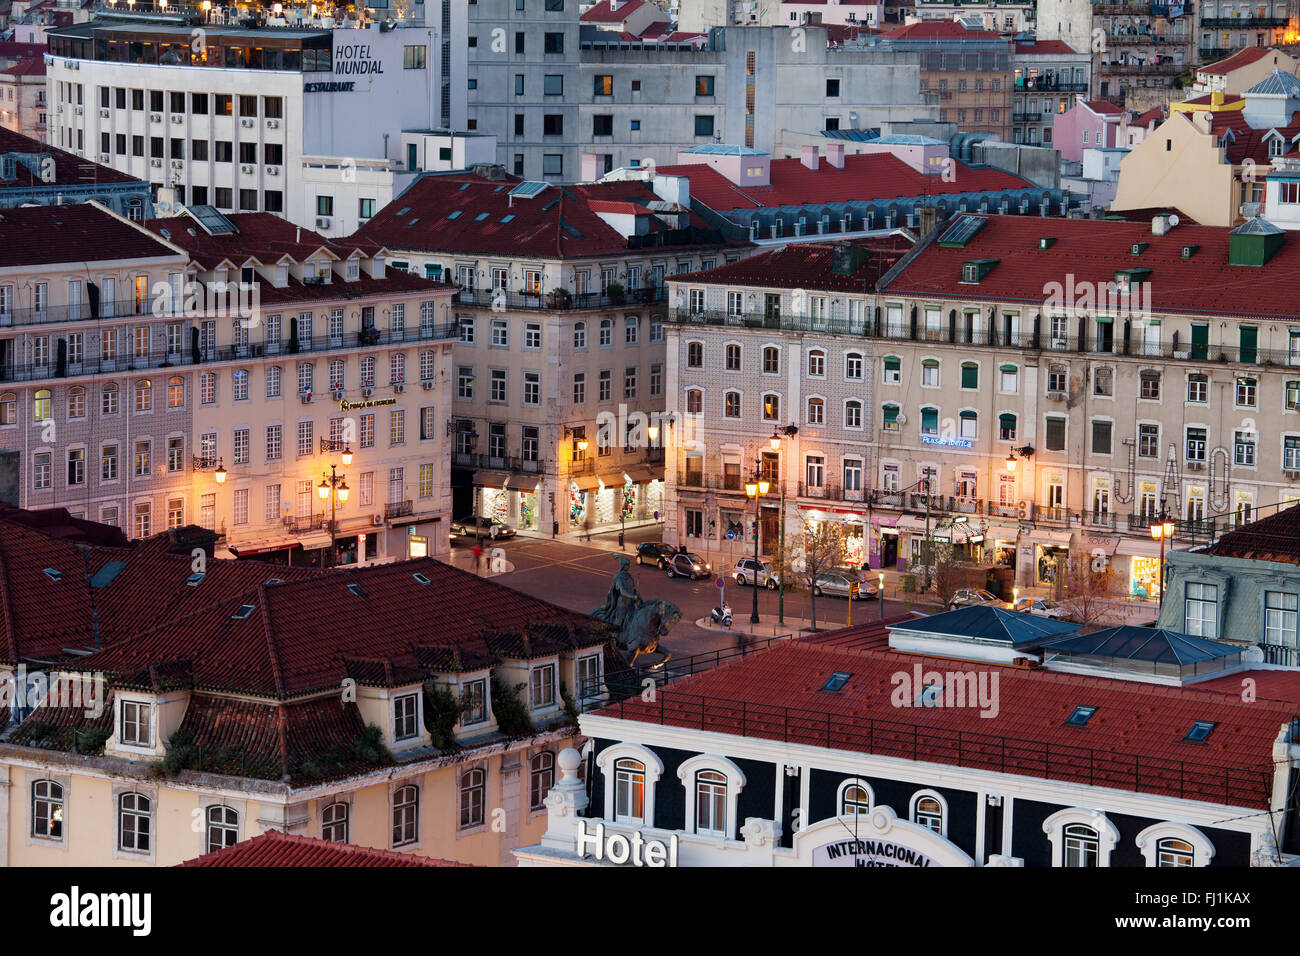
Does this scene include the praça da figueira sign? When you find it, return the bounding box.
[339,397,397,411]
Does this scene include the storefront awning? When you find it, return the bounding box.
[871,514,900,527]
[1117,537,1165,558]
[985,525,1021,543]
[599,473,628,489]
[571,475,600,492]
[1030,530,1074,546]
[505,473,541,491]
[473,470,509,488]
[1081,534,1121,556]
[897,515,931,535]
[297,530,332,550]
[624,465,656,483]
[388,512,442,529]
[230,535,300,556]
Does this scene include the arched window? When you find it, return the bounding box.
[844,399,863,429]
[31,780,64,839]
[1063,824,1100,867]
[921,358,940,387]
[0,392,14,425]
[844,351,864,380]
[529,751,555,810]
[724,390,741,418]
[882,403,900,432]
[101,383,119,416]
[762,346,780,373]
[205,805,239,852]
[762,393,780,422]
[685,388,703,415]
[806,396,825,425]
[921,405,940,436]
[839,779,872,815]
[807,348,826,377]
[725,343,742,371]
[67,386,86,419]
[959,409,978,439]
[882,355,901,384]
[573,321,586,349]
[695,770,728,836]
[910,791,946,835]
[1156,837,1194,867]
[321,801,349,843]
[960,361,979,390]
[614,757,646,823]
[134,379,152,412]
[459,768,485,829]
[1139,368,1161,400]
[999,413,1017,441]
[686,341,704,368]
[34,388,52,421]
[118,792,151,852]
[167,375,185,408]
[392,784,419,846]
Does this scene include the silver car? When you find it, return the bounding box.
[948,588,1001,610]
[813,570,878,600]
[733,557,780,589]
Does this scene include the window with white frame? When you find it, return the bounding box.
[614,758,646,823]
[1184,581,1218,638]
[694,770,728,836]
[393,692,420,741]
[118,793,151,852]
[459,769,485,829]
[321,801,349,842]
[31,780,64,839]
[530,663,556,709]
[1265,591,1298,648]
[529,752,555,810]
[206,805,239,852]
[392,784,419,846]
[911,792,946,835]
[838,778,872,815]
[119,699,152,747]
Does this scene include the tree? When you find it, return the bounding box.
[791,519,843,631]
[1057,554,1119,631]
[930,540,971,608]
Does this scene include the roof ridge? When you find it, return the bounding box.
[259,583,287,696]
[0,527,18,660]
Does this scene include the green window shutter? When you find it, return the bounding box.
[884,356,901,371]
[961,363,978,388]
[1191,323,1209,360]
[999,363,1017,372]
[921,407,938,432]
[1240,325,1258,363]
[882,404,899,426]
[999,413,1017,430]
[1095,315,1114,324]
[959,409,976,420]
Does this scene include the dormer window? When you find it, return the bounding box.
[119,699,153,748]
[346,260,359,281]
[392,692,420,741]
[530,662,557,710]
[275,265,288,287]
[1270,137,1285,158]
[241,266,255,284]
[461,678,488,725]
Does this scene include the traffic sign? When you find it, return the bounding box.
[716,577,725,588]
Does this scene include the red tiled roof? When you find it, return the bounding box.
[658,152,1031,213]
[358,174,739,259]
[0,127,139,189]
[593,637,1294,808]
[1201,504,1300,564]
[0,42,44,60]
[1206,109,1300,165]
[1014,40,1081,56]
[1202,45,1272,75]
[881,20,1008,43]
[179,829,469,867]
[1134,107,1164,126]
[675,236,912,292]
[1,57,45,77]
[1181,92,1244,107]
[580,0,648,22]
[0,521,101,660]
[0,204,174,269]
[881,213,1300,319]
[144,212,379,270]
[69,557,600,697]
[1084,100,1125,116]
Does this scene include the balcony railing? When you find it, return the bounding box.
[0,323,458,384]
[1199,46,1235,60]
[385,500,413,519]
[452,286,668,312]
[1261,643,1300,667]
[1102,61,1188,75]
[600,688,1271,808]
[1200,15,1286,27]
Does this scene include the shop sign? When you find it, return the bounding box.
[921,436,973,449]
[340,397,397,411]
[576,820,678,867]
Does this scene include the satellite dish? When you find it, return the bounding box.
[1168,214,1180,227]
[895,412,908,425]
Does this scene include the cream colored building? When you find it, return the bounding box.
[0,57,45,141]
[359,171,749,537]
[668,213,1300,597]
[0,525,605,868]
[142,205,458,566]
[1189,46,1300,97]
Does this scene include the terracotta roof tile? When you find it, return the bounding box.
[179,829,469,866]
[0,203,174,270]
[1202,503,1300,563]
[0,127,139,188]
[1202,46,1273,75]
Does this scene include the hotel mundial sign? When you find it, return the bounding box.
[307,42,387,92]
[576,820,680,867]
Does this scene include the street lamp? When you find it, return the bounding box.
[744,464,771,625]
[878,572,885,620]
[213,459,227,484]
[770,424,798,625]
[319,463,349,567]
[1150,517,1176,606]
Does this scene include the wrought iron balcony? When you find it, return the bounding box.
[385,500,413,519]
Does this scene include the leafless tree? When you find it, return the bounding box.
[930,540,971,608]
[1057,554,1119,632]
[792,519,844,631]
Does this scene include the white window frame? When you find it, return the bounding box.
[1043,808,1120,867]
[596,743,664,825]
[677,754,746,840]
[909,789,948,837]
[1135,822,1215,867]
[837,777,874,816]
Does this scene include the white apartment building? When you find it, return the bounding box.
[44,15,467,232]
[359,168,751,537]
[668,211,1300,597]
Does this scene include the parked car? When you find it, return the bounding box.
[636,542,677,569]
[948,588,1000,610]
[733,557,780,589]
[813,570,877,600]
[451,515,516,539]
[666,552,711,580]
[1013,597,1067,619]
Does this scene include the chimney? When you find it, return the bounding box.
[800,145,820,171]
[580,152,600,182]
[1192,110,1214,134]
[1151,214,1169,236]
[918,203,940,236]
[826,143,845,169]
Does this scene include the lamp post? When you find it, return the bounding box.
[878,571,885,620]
[744,463,771,625]
[770,423,798,626]
[318,463,350,567]
[1150,516,1176,608]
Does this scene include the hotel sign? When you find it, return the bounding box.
[340,397,397,411]
[576,820,679,867]
[812,838,937,867]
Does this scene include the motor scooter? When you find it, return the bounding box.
[710,602,733,628]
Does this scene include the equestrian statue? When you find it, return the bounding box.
[591,554,681,668]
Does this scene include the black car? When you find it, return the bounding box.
[636,542,676,568]
[450,515,516,539]
[666,552,712,580]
